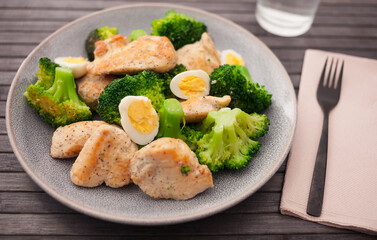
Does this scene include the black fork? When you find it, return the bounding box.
[306,58,345,217]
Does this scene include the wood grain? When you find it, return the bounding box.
[0,104,5,117]
[0,213,348,235]
[0,135,12,152]
[0,235,375,240]
[0,0,376,238]
[0,71,16,85]
[0,153,23,171]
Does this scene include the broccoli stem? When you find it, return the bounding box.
[210,126,225,162]
[157,98,185,139]
[46,67,83,105]
[225,124,237,149]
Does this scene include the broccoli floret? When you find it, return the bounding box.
[151,10,207,50]
[196,108,269,172]
[97,70,166,126]
[34,57,60,89]
[181,164,191,175]
[24,58,92,128]
[209,64,272,114]
[181,124,204,152]
[97,26,118,39]
[130,29,147,41]
[85,26,118,61]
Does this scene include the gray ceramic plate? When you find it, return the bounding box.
[6,3,296,225]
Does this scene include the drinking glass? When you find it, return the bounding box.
[255,0,321,37]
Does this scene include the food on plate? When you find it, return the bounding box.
[85,26,118,61]
[25,9,274,201]
[76,73,117,110]
[196,108,269,172]
[97,66,186,126]
[87,34,177,75]
[151,10,207,50]
[119,96,159,145]
[130,138,213,200]
[71,124,138,188]
[220,49,245,66]
[176,32,221,74]
[32,57,59,89]
[54,56,88,78]
[157,98,185,139]
[51,121,109,158]
[24,58,92,128]
[170,70,210,99]
[155,98,203,151]
[209,64,272,113]
[181,95,231,123]
[180,125,204,152]
[129,29,147,41]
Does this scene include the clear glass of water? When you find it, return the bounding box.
[256,0,321,37]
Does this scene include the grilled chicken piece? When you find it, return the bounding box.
[76,73,117,110]
[130,138,213,200]
[70,124,138,188]
[87,34,177,75]
[181,95,231,123]
[50,121,109,158]
[176,32,221,74]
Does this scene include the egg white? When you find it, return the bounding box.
[119,96,159,145]
[170,70,210,99]
[220,49,244,65]
[54,57,88,79]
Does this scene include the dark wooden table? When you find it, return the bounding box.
[1,0,376,238]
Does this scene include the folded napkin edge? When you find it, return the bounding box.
[281,199,377,223]
[281,209,377,235]
[281,202,377,235]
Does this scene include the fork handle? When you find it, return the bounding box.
[307,110,329,217]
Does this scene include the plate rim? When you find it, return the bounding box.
[6,3,297,226]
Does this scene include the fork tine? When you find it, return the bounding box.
[326,58,334,87]
[319,58,328,87]
[336,61,345,90]
[330,59,339,88]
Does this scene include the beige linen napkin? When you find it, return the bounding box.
[280,49,377,234]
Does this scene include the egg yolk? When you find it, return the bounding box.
[226,53,245,66]
[63,57,87,64]
[179,76,206,98]
[127,100,158,134]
